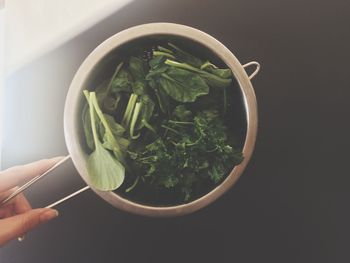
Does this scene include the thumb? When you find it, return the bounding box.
[0,208,58,246]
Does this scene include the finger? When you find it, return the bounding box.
[0,188,32,215]
[0,207,14,218]
[0,187,18,200]
[0,208,58,246]
[0,157,63,192]
[0,194,32,218]
[0,188,19,217]
[12,193,32,214]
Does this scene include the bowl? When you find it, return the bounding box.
[64,23,259,217]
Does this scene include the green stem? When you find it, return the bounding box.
[207,145,219,152]
[153,51,175,59]
[90,93,113,139]
[158,46,173,54]
[142,120,157,134]
[114,95,121,110]
[167,43,184,53]
[168,120,194,125]
[186,135,202,147]
[125,176,140,192]
[139,155,157,161]
[164,59,232,87]
[201,61,214,70]
[165,59,202,73]
[87,92,99,146]
[122,94,138,127]
[106,62,123,94]
[161,125,181,135]
[83,90,90,101]
[90,92,124,159]
[200,61,217,70]
[160,73,177,82]
[129,102,142,139]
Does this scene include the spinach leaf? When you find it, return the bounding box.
[104,114,125,137]
[129,56,147,80]
[95,62,125,103]
[148,55,167,69]
[129,56,148,95]
[158,67,209,102]
[135,95,155,131]
[102,96,120,113]
[110,69,132,94]
[95,80,109,104]
[148,76,170,114]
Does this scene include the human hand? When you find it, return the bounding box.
[0,157,62,246]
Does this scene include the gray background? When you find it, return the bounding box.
[1,0,350,262]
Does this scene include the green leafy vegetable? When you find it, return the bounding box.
[146,56,209,103]
[129,56,148,95]
[158,68,209,102]
[164,59,232,88]
[84,91,125,191]
[81,42,244,202]
[110,69,132,94]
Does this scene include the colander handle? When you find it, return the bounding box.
[243,61,260,80]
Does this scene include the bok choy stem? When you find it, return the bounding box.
[122,93,138,127]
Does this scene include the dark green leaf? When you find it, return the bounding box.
[129,56,147,80]
[135,95,155,130]
[104,114,125,137]
[148,79,170,114]
[148,55,167,69]
[129,56,148,95]
[95,80,109,104]
[111,69,132,94]
[159,68,209,102]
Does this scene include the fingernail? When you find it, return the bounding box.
[40,209,59,223]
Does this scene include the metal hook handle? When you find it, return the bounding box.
[243,61,260,80]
